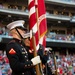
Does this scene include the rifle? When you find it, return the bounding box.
[53,52,58,75]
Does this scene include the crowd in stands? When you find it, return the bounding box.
[1,50,75,75]
[47,32,75,42]
[1,48,75,75]
[0,27,9,35]
[0,1,75,17]
[61,0,75,2]
[0,50,12,75]
[0,27,12,37]
[0,27,75,42]
[0,3,29,13]
[48,54,75,75]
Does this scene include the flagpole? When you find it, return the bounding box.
[28,0,43,75]
[35,0,40,39]
[35,1,58,75]
[32,34,42,75]
[35,0,44,75]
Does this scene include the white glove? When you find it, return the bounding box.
[31,56,41,65]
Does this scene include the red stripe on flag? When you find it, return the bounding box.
[37,0,47,47]
[28,0,35,10]
[28,0,39,50]
[43,36,46,48]
[28,0,47,50]
[39,19,47,37]
[29,13,36,29]
[38,0,46,15]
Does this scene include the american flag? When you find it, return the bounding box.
[28,0,47,51]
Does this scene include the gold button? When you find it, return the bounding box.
[25,65,27,67]
[22,48,24,50]
[22,73,24,75]
[21,45,23,46]
[27,59,28,61]
[25,56,27,57]
[31,64,33,66]
[22,52,25,54]
[28,64,30,66]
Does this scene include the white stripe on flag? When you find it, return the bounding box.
[29,6,36,18]
[32,23,38,33]
[28,0,33,5]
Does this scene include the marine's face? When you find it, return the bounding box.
[17,28,26,38]
[17,28,30,46]
[24,38,30,47]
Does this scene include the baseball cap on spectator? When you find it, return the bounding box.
[45,47,52,51]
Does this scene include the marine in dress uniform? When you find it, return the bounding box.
[23,33,34,60]
[6,20,41,75]
[23,33,36,75]
[43,48,53,75]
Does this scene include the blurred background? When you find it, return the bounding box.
[0,0,75,75]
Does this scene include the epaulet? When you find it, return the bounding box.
[8,40,16,44]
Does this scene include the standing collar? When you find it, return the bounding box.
[13,38,22,43]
